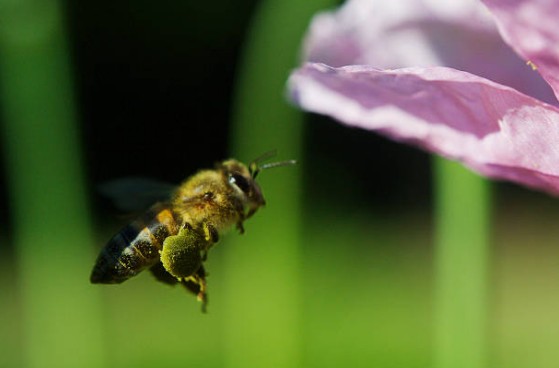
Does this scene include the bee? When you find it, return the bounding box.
[90,153,295,312]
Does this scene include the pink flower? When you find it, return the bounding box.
[288,0,559,195]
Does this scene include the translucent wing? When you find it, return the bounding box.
[98,177,176,212]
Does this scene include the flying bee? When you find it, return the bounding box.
[90,153,295,312]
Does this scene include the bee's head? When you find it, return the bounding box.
[220,152,296,217]
[220,159,265,213]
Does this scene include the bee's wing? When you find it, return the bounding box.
[99,177,176,213]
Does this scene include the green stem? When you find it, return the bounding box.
[434,157,491,368]
[0,2,106,367]
[224,1,335,367]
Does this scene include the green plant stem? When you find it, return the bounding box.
[0,2,105,368]
[224,1,335,367]
[434,157,491,368]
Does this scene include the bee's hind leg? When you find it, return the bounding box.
[152,261,208,312]
[181,266,208,313]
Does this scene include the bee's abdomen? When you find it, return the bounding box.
[90,205,179,284]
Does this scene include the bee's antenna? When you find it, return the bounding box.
[248,150,296,178]
[259,160,297,171]
[250,159,296,179]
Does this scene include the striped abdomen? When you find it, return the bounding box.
[90,203,180,284]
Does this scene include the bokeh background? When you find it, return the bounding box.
[1,1,559,368]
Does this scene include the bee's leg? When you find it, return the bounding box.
[245,207,258,219]
[179,266,203,295]
[182,266,208,312]
[151,262,208,312]
[196,275,208,313]
[236,221,245,234]
[202,222,219,243]
[234,206,246,234]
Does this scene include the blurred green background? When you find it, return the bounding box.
[1,0,559,368]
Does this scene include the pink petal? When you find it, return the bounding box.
[304,0,556,105]
[304,0,496,68]
[482,0,559,100]
[289,63,559,195]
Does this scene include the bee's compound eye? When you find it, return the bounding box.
[229,173,250,194]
